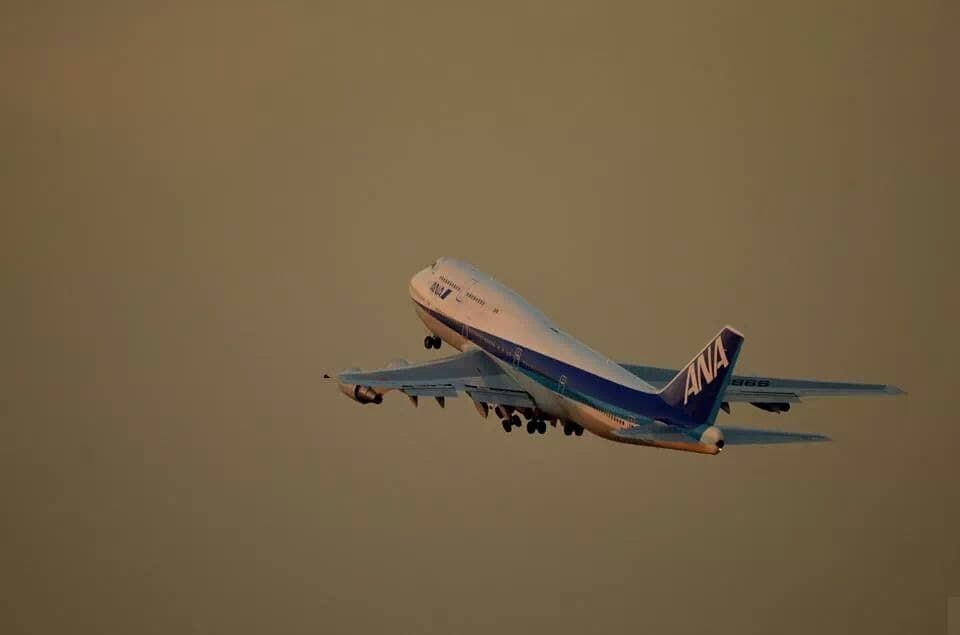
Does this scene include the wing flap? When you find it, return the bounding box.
[400,385,459,398]
[465,389,535,408]
[724,391,800,404]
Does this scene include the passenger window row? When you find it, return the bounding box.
[438,275,461,292]
[465,292,486,306]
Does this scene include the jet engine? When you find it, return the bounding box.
[325,367,383,405]
[699,425,726,451]
[346,384,383,404]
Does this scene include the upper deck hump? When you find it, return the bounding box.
[438,259,656,392]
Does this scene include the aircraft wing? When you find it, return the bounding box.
[620,364,904,405]
[333,348,536,408]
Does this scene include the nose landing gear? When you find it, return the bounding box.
[423,335,442,349]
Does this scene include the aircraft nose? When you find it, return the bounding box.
[409,267,429,302]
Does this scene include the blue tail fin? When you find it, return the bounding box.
[659,326,744,429]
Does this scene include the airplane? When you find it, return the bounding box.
[325,257,904,455]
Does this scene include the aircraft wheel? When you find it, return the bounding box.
[501,419,512,432]
[563,425,572,436]
[537,420,547,434]
[574,425,583,436]
[510,414,521,428]
[526,421,536,434]
[432,336,441,349]
[424,335,434,349]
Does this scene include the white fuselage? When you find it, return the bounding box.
[407,258,658,441]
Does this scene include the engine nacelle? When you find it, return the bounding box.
[325,365,385,405]
[699,425,726,451]
[339,382,382,404]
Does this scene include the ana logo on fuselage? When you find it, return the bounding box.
[683,336,730,405]
[430,281,453,300]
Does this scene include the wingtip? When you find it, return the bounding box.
[884,385,906,396]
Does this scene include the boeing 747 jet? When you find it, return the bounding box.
[326,258,903,455]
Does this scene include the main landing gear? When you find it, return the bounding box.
[498,415,555,435]
[500,414,521,432]
[496,408,583,438]
[525,418,547,435]
[423,335,441,349]
[562,421,584,436]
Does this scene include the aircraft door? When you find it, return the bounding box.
[456,278,479,303]
[456,278,480,338]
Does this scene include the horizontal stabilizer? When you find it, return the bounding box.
[720,426,830,445]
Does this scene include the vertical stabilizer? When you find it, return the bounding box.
[659,326,744,429]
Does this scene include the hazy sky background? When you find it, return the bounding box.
[2,2,957,633]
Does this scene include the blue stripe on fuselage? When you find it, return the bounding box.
[413,300,694,428]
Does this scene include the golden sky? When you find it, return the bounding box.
[2,2,957,633]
